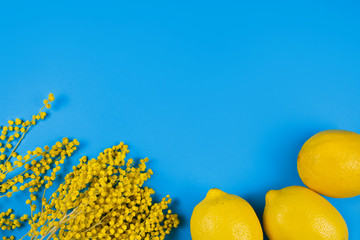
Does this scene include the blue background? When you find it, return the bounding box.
[1,1,360,239]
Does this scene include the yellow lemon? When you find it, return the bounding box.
[298,129,360,198]
[190,188,263,240]
[263,186,348,240]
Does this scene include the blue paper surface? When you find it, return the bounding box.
[0,1,360,239]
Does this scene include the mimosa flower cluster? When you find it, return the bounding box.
[0,94,79,240]
[0,94,179,240]
[26,142,179,240]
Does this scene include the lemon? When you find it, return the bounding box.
[298,129,360,198]
[263,186,348,240]
[190,188,263,240]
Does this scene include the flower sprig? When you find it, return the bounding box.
[25,143,179,240]
[0,94,79,240]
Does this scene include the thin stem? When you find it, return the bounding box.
[40,207,82,240]
[41,188,46,211]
